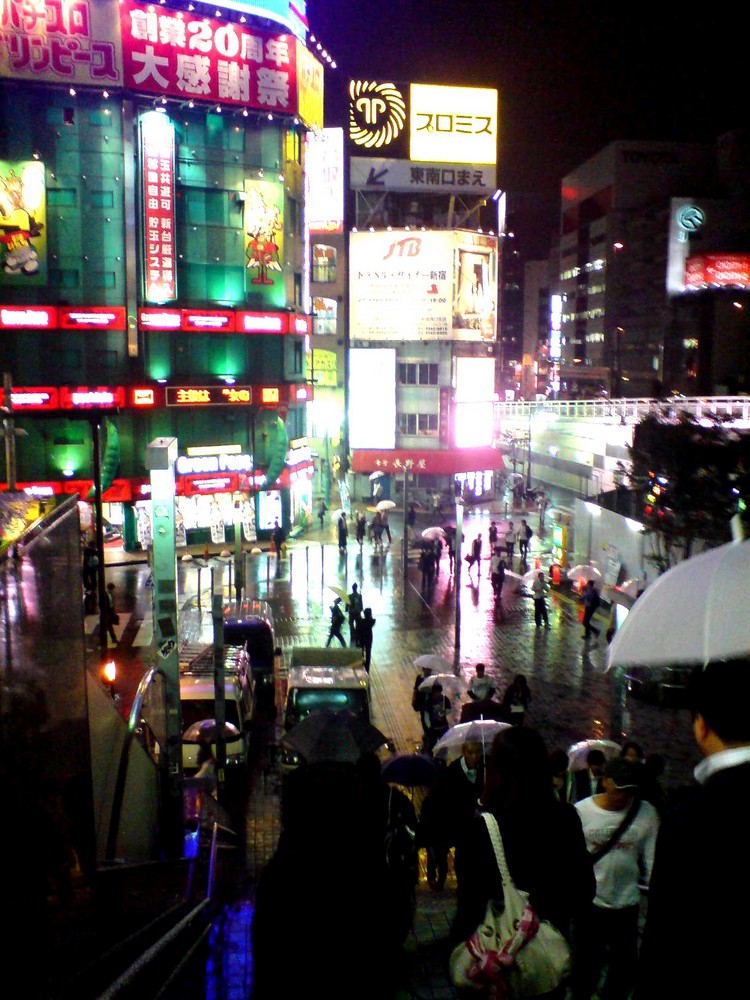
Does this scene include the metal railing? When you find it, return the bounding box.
[494,395,750,425]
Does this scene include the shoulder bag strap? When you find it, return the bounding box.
[589,796,642,864]
[482,811,512,886]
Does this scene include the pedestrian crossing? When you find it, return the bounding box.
[83,612,153,647]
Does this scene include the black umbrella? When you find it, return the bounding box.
[281,709,388,764]
[381,752,439,787]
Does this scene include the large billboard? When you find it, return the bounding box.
[348,80,498,170]
[0,159,47,286]
[0,0,123,86]
[244,178,285,306]
[349,157,495,195]
[120,0,297,112]
[349,229,497,343]
[304,128,344,234]
[349,348,396,449]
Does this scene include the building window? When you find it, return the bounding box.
[398,412,438,436]
[312,244,337,282]
[312,296,337,336]
[398,362,439,386]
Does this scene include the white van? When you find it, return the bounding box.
[179,645,255,774]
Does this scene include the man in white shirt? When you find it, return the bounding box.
[467,662,495,702]
[504,521,517,561]
[573,758,659,1000]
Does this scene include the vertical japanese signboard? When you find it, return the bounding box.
[140,111,176,303]
[244,178,285,307]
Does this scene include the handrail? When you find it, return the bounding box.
[494,395,750,424]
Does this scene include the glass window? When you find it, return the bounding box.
[398,362,439,386]
[312,244,337,282]
[398,412,438,436]
[312,296,337,336]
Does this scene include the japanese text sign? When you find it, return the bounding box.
[120,0,297,112]
[140,110,176,302]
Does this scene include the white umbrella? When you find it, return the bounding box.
[422,526,446,541]
[376,499,396,512]
[566,738,621,771]
[415,672,467,697]
[414,653,453,673]
[615,578,645,599]
[329,508,346,523]
[433,720,512,759]
[567,562,602,583]
[369,470,385,481]
[607,539,750,670]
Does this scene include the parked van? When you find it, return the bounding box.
[223,598,280,710]
[179,645,254,774]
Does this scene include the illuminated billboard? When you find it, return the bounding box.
[454,357,495,448]
[0,0,123,86]
[296,40,324,128]
[0,160,47,286]
[350,229,497,343]
[305,128,344,234]
[209,1,308,40]
[244,178,286,307]
[348,80,498,168]
[140,111,176,303]
[349,348,396,449]
[685,253,750,289]
[410,85,498,166]
[120,1,298,113]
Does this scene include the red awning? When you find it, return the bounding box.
[351,447,504,476]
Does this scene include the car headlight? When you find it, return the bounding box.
[278,746,302,768]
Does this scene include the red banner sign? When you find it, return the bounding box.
[0,305,57,328]
[140,111,176,302]
[59,307,127,330]
[685,253,750,289]
[352,447,504,475]
[0,386,59,410]
[59,386,126,410]
[166,385,253,406]
[120,1,297,113]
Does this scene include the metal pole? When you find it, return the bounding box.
[90,415,108,660]
[212,592,226,805]
[234,502,244,603]
[526,405,533,491]
[453,494,464,673]
[402,471,409,581]
[3,371,16,491]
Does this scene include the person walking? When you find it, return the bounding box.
[488,520,498,549]
[82,541,99,614]
[519,518,533,562]
[581,579,601,640]
[347,582,363,643]
[382,511,392,544]
[417,740,485,890]
[419,546,436,592]
[357,607,376,671]
[467,662,495,702]
[531,570,550,627]
[637,661,750,1000]
[325,597,347,647]
[572,749,607,803]
[317,499,327,531]
[355,512,367,548]
[504,521,517,562]
[446,529,455,574]
[272,518,285,556]
[337,512,348,553]
[490,548,506,604]
[104,581,119,645]
[422,683,451,754]
[500,673,532,726]
[573,758,660,1000]
[406,502,417,541]
[452,727,596,992]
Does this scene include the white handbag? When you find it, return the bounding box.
[449,812,572,996]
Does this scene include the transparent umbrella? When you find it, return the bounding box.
[414,653,453,673]
[567,563,602,583]
[422,526,446,541]
[376,499,396,512]
[415,672,467,697]
[566,738,621,771]
[369,470,385,481]
[432,720,512,759]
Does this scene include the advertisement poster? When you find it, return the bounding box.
[244,178,285,307]
[0,160,47,285]
[209,498,225,544]
[241,499,257,543]
[120,0,297,113]
[452,233,497,342]
[140,112,176,302]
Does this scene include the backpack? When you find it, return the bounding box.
[525,524,534,540]
[332,603,345,627]
[384,787,418,880]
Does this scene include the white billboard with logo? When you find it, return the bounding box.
[350,229,497,343]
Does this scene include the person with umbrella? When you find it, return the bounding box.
[582,579,601,641]
[355,512,367,548]
[417,740,485,891]
[423,682,452,754]
[325,597,347,648]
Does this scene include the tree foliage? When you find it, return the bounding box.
[629,409,750,572]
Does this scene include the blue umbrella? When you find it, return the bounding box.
[382,752,439,787]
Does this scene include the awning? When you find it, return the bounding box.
[351,447,504,476]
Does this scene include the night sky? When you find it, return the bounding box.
[308,1,747,257]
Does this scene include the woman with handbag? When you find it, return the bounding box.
[450,727,595,998]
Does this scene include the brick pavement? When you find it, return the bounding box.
[170,509,698,1000]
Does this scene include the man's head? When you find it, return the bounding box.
[549,749,570,790]
[461,741,483,771]
[688,659,750,754]
[587,748,606,775]
[537,571,545,581]
[351,583,358,593]
[601,757,641,808]
[431,683,444,698]
[475,662,486,677]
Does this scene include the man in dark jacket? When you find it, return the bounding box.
[637,660,750,1000]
